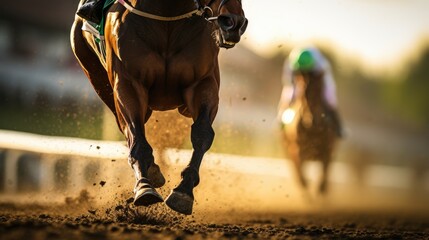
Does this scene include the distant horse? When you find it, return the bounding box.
[71,0,247,214]
[278,47,342,194]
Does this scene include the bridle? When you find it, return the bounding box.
[195,0,243,22]
[196,0,247,48]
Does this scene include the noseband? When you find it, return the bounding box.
[199,0,243,22]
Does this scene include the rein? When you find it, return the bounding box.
[116,0,238,22]
[117,0,203,21]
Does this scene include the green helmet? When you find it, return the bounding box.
[290,49,316,72]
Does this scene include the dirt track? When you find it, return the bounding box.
[1,193,429,240]
[1,159,429,239]
[1,128,429,239]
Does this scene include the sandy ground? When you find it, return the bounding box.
[1,205,428,240]
[1,189,429,240]
[1,126,429,239]
[1,152,429,239]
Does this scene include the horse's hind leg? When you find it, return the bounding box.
[126,116,165,206]
[70,19,116,116]
[288,143,307,189]
[165,79,218,215]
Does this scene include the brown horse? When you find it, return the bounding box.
[71,0,247,215]
[278,47,342,194]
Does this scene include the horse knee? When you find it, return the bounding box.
[191,121,215,153]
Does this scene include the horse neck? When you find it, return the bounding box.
[306,82,328,123]
[131,0,197,16]
[293,77,325,116]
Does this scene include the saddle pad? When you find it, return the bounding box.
[96,0,117,37]
[81,0,116,68]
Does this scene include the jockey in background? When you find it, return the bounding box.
[278,46,343,137]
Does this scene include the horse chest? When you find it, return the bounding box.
[117,25,213,78]
[118,48,211,110]
[121,51,204,84]
[284,103,328,141]
[117,35,211,83]
[110,16,217,110]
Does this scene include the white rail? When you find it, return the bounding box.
[0,130,428,194]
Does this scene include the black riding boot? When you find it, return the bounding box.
[76,0,105,24]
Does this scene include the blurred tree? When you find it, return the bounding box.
[382,43,429,126]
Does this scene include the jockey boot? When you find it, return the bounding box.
[76,0,105,24]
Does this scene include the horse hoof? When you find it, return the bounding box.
[134,187,164,207]
[147,163,166,188]
[165,190,194,215]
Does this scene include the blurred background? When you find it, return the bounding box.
[0,0,428,212]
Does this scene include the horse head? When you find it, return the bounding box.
[203,0,248,49]
[290,71,325,125]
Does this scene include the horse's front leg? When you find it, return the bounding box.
[319,147,333,194]
[114,74,165,206]
[165,78,218,215]
[288,142,307,189]
[127,119,165,206]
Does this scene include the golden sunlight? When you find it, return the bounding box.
[281,108,295,125]
[242,0,429,71]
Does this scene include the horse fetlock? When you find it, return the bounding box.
[128,144,155,178]
[130,142,154,163]
[147,163,166,188]
[181,167,200,188]
[129,159,152,180]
